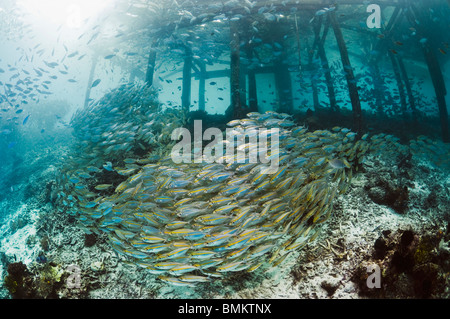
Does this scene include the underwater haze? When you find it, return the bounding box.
[0,0,449,300]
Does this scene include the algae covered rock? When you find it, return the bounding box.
[4,262,32,298]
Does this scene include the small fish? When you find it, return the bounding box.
[69,176,80,184]
[439,48,447,55]
[328,159,347,169]
[179,275,210,283]
[103,162,113,171]
[91,79,101,88]
[44,61,59,68]
[67,51,79,58]
[95,184,112,190]
[8,141,17,148]
[104,54,115,59]
[158,276,196,287]
[23,114,30,125]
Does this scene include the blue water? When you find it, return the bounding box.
[0,0,449,299]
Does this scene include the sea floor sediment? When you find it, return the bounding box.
[1,153,448,299]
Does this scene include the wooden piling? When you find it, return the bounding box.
[198,61,206,112]
[181,46,192,111]
[83,54,98,108]
[230,20,243,119]
[396,55,417,122]
[315,16,337,112]
[246,47,258,112]
[369,62,385,116]
[294,14,302,73]
[424,47,450,142]
[388,49,408,118]
[145,47,157,87]
[329,11,362,135]
[310,19,321,112]
[274,59,293,114]
[406,4,449,142]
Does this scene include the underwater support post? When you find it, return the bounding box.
[329,10,363,136]
[246,46,258,112]
[182,46,193,111]
[230,19,243,119]
[145,43,158,87]
[388,49,408,120]
[406,3,449,142]
[318,17,338,112]
[198,61,206,112]
[396,55,417,123]
[83,53,98,108]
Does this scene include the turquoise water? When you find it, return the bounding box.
[0,0,449,299]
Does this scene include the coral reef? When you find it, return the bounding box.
[3,259,67,299]
[4,262,31,298]
[54,108,372,284]
[364,152,413,214]
[0,85,450,298]
[1,135,448,299]
[353,227,450,298]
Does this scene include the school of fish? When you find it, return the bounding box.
[51,83,394,287]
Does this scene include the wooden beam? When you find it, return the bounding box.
[339,23,380,37]
[315,16,338,112]
[192,65,276,81]
[308,24,320,112]
[406,3,449,142]
[369,61,385,116]
[83,54,98,108]
[181,47,192,111]
[370,6,402,65]
[198,61,206,112]
[274,57,293,114]
[364,6,402,117]
[318,42,337,111]
[145,48,157,87]
[145,0,402,51]
[240,63,247,108]
[397,55,417,122]
[191,62,200,76]
[388,49,408,118]
[246,47,258,112]
[423,47,449,142]
[230,20,243,119]
[329,11,363,136]
[294,14,302,72]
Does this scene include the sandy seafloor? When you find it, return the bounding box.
[0,150,449,299]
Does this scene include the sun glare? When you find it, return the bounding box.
[18,0,113,29]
